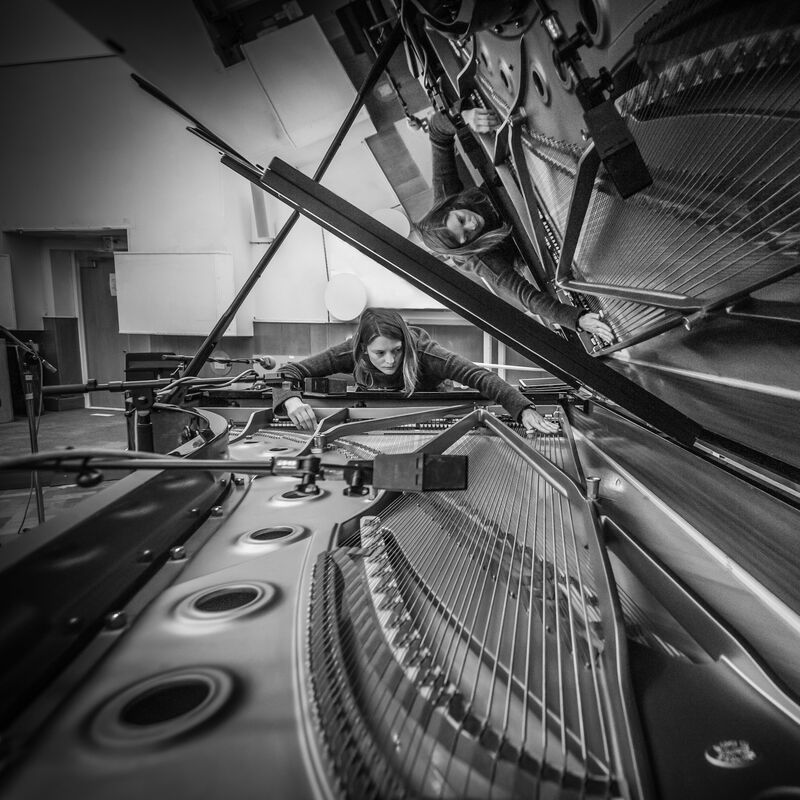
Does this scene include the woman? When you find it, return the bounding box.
[274,307,559,434]
[416,108,613,345]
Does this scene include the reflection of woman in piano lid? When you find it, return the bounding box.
[274,307,559,434]
[415,108,613,345]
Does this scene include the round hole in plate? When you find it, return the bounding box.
[531,68,549,103]
[241,525,307,548]
[250,526,295,541]
[91,668,234,747]
[500,67,512,93]
[120,680,211,726]
[269,446,289,452]
[277,487,327,502]
[176,582,276,622]
[577,0,608,45]
[579,0,599,36]
[194,586,260,613]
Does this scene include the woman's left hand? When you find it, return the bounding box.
[521,407,560,434]
[578,312,615,345]
[461,107,500,133]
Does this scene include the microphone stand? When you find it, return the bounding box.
[0,325,58,525]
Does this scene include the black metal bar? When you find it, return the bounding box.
[555,142,600,286]
[726,298,800,324]
[175,22,404,385]
[507,115,556,276]
[561,279,702,310]
[21,362,45,524]
[558,262,800,313]
[235,154,703,446]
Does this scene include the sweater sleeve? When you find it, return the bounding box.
[272,342,355,413]
[428,111,464,201]
[420,341,533,420]
[456,252,583,331]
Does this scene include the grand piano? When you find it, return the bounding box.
[1,1,798,798]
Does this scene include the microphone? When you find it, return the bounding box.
[372,453,468,492]
[0,325,57,372]
[253,355,276,370]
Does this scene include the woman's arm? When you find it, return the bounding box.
[420,343,557,432]
[273,342,354,428]
[428,111,463,201]
[428,109,499,202]
[457,253,584,330]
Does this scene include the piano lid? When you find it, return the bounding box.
[49,0,800,486]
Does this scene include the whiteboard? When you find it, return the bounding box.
[114,252,238,335]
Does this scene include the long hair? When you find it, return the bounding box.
[352,308,419,396]
[415,186,511,259]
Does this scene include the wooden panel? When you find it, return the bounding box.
[0,344,12,423]
[79,256,126,408]
[0,254,16,328]
[42,317,83,411]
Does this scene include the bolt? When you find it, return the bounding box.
[585,476,600,500]
[170,545,187,560]
[211,506,224,517]
[104,610,127,630]
[138,549,154,562]
[234,476,245,486]
[311,433,328,454]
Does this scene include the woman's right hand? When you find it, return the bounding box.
[461,107,500,134]
[578,312,615,345]
[283,396,317,431]
[521,407,560,435]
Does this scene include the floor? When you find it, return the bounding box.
[0,407,128,541]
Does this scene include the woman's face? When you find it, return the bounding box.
[366,335,403,375]
[446,208,484,246]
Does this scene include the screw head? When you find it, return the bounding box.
[104,611,127,630]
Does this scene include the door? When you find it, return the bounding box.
[78,254,126,409]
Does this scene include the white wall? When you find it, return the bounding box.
[0,0,436,334]
[0,237,51,329]
[50,250,77,317]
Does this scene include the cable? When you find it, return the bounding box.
[15,360,46,534]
